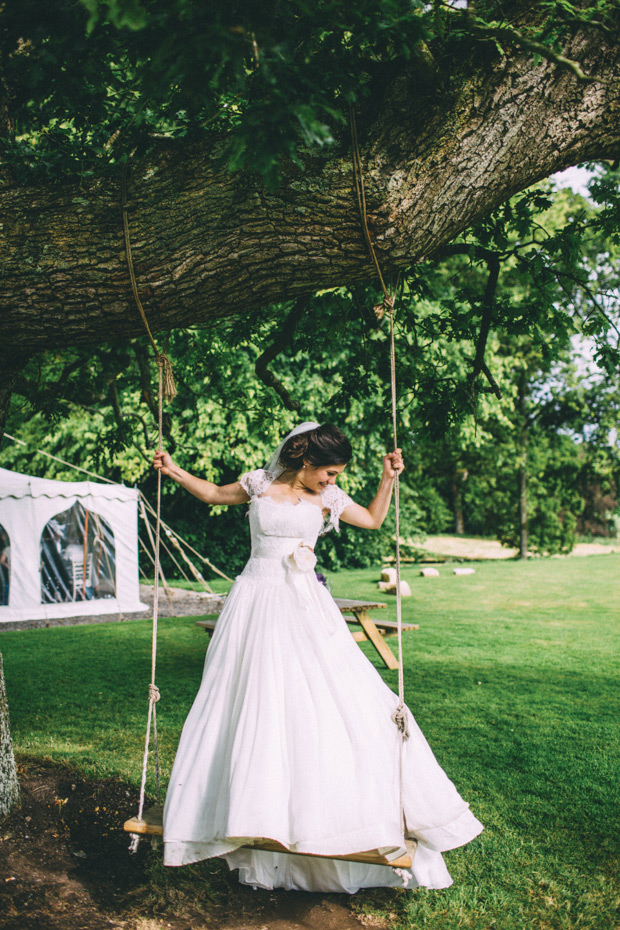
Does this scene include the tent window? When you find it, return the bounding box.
[40,503,116,604]
[0,524,10,606]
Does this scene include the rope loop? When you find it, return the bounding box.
[148,683,161,704]
[157,352,177,403]
[373,293,396,321]
[121,163,177,403]
[391,703,410,740]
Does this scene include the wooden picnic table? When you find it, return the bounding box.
[195,596,418,670]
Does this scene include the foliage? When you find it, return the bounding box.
[3,0,620,185]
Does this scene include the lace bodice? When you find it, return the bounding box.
[239,469,354,550]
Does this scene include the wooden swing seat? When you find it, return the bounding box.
[124,805,414,869]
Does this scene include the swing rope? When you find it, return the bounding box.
[122,163,173,853]
[350,106,410,849]
[121,163,177,404]
[124,128,413,869]
[129,358,165,853]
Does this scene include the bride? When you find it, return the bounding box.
[153,421,483,893]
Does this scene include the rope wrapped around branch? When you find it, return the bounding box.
[121,164,177,403]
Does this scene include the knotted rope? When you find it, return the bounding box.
[350,108,410,853]
[129,358,165,853]
[121,163,177,403]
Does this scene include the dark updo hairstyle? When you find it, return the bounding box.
[279,424,352,472]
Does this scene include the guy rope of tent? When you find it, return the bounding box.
[122,141,416,869]
[3,434,119,484]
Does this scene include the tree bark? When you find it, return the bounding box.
[518,453,529,559]
[0,653,19,819]
[2,26,620,355]
[518,371,529,560]
[453,470,466,536]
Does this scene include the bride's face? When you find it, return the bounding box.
[302,462,346,492]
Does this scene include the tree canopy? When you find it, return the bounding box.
[4,0,620,185]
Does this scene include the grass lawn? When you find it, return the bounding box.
[1,554,619,929]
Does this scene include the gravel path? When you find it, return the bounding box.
[422,535,620,560]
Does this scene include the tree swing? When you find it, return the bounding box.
[122,117,417,873]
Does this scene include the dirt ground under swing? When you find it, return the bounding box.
[0,760,399,930]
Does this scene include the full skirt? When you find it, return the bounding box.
[163,566,483,892]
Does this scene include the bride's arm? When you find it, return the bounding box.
[339,450,404,530]
[153,451,250,505]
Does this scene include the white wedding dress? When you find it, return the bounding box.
[163,469,483,892]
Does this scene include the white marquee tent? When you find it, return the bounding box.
[0,467,146,623]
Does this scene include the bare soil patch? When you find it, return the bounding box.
[0,760,392,930]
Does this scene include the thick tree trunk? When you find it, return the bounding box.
[454,487,465,537]
[0,653,19,819]
[518,373,529,560]
[518,454,529,559]
[453,468,468,536]
[2,27,620,354]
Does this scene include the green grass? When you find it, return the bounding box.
[1,554,619,929]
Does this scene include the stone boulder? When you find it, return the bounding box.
[380,567,398,584]
[420,567,440,578]
[378,579,412,597]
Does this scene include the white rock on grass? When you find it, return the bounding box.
[453,567,475,575]
[378,580,412,596]
[420,567,440,578]
[381,567,398,584]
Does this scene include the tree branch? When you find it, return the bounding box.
[470,254,502,399]
[443,4,600,83]
[2,15,620,356]
[254,297,311,412]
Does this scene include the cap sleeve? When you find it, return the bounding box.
[320,484,354,535]
[239,468,276,499]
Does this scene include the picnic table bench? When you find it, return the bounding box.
[195,597,418,670]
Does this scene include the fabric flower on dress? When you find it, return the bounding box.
[285,542,317,573]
